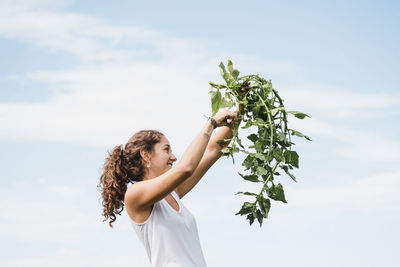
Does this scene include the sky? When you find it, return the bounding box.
[0,0,399,266]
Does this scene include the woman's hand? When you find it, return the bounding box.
[213,109,238,128]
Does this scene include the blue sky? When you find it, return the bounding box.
[1,0,399,266]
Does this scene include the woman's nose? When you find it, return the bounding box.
[171,153,177,162]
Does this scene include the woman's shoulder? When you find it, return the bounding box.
[125,181,140,202]
[125,181,155,224]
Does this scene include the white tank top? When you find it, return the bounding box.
[130,190,207,267]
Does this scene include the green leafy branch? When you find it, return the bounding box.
[209,60,312,227]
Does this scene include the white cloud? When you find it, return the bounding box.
[280,83,400,165]
[185,168,400,225]
[0,0,196,62]
[0,178,151,267]
[1,166,399,267]
[167,167,400,267]
[0,0,227,150]
[0,12,124,61]
[0,62,216,150]
[287,170,400,213]
[337,129,400,164]
[286,115,400,165]
[0,0,398,177]
[0,0,71,11]
[282,84,400,119]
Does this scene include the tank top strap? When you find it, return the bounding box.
[171,190,180,200]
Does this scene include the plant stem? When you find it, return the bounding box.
[258,161,280,196]
[256,92,274,157]
[272,89,287,134]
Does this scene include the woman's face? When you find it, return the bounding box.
[149,136,177,176]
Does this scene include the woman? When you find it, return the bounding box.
[99,109,238,267]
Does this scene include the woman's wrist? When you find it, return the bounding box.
[203,115,219,129]
[203,118,214,139]
[209,117,218,129]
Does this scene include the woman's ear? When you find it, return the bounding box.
[140,149,151,163]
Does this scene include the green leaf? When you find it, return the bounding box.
[263,198,271,218]
[235,202,255,216]
[287,111,310,119]
[241,120,253,129]
[258,197,265,215]
[246,213,255,226]
[258,196,271,218]
[267,183,287,203]
[232,69,240,79]
[219,62,231,82]
[231,144,240,153]
[226,60,240,79]
[247,133,258,143]
[256,209,263,227]
[227,60,234,74]
[252,103,262,117]
[236,191,257,196]
[210,90,222,116]
[236,137,245,149]
[253,117,269,127]
[220,147,231,154]
[277,132,287,142]
[271,107,284,117]
[242,155,255,169]
[230,153,236,164]
[256,166,269,176]
[281,165,297,182]
[239,173,260,182]
[271,108,279,117]
[290,129,312,141]
[209,81,219,88]
[219,62,227,77]
[255,140,266,153]
[220,97,233,108]
[253,153,267,160]
[283,150,299,168]
[273,147,284,162]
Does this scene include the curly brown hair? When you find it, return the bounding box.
[98,129,164,227]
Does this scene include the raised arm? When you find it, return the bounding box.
[175,125,236,198]
[125,109,237,211]
[176,105,244,198]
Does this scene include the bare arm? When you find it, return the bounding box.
[176,106,244,198]
[125,110,237,210]
[125,120,214,210]
[175,125,235,198]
